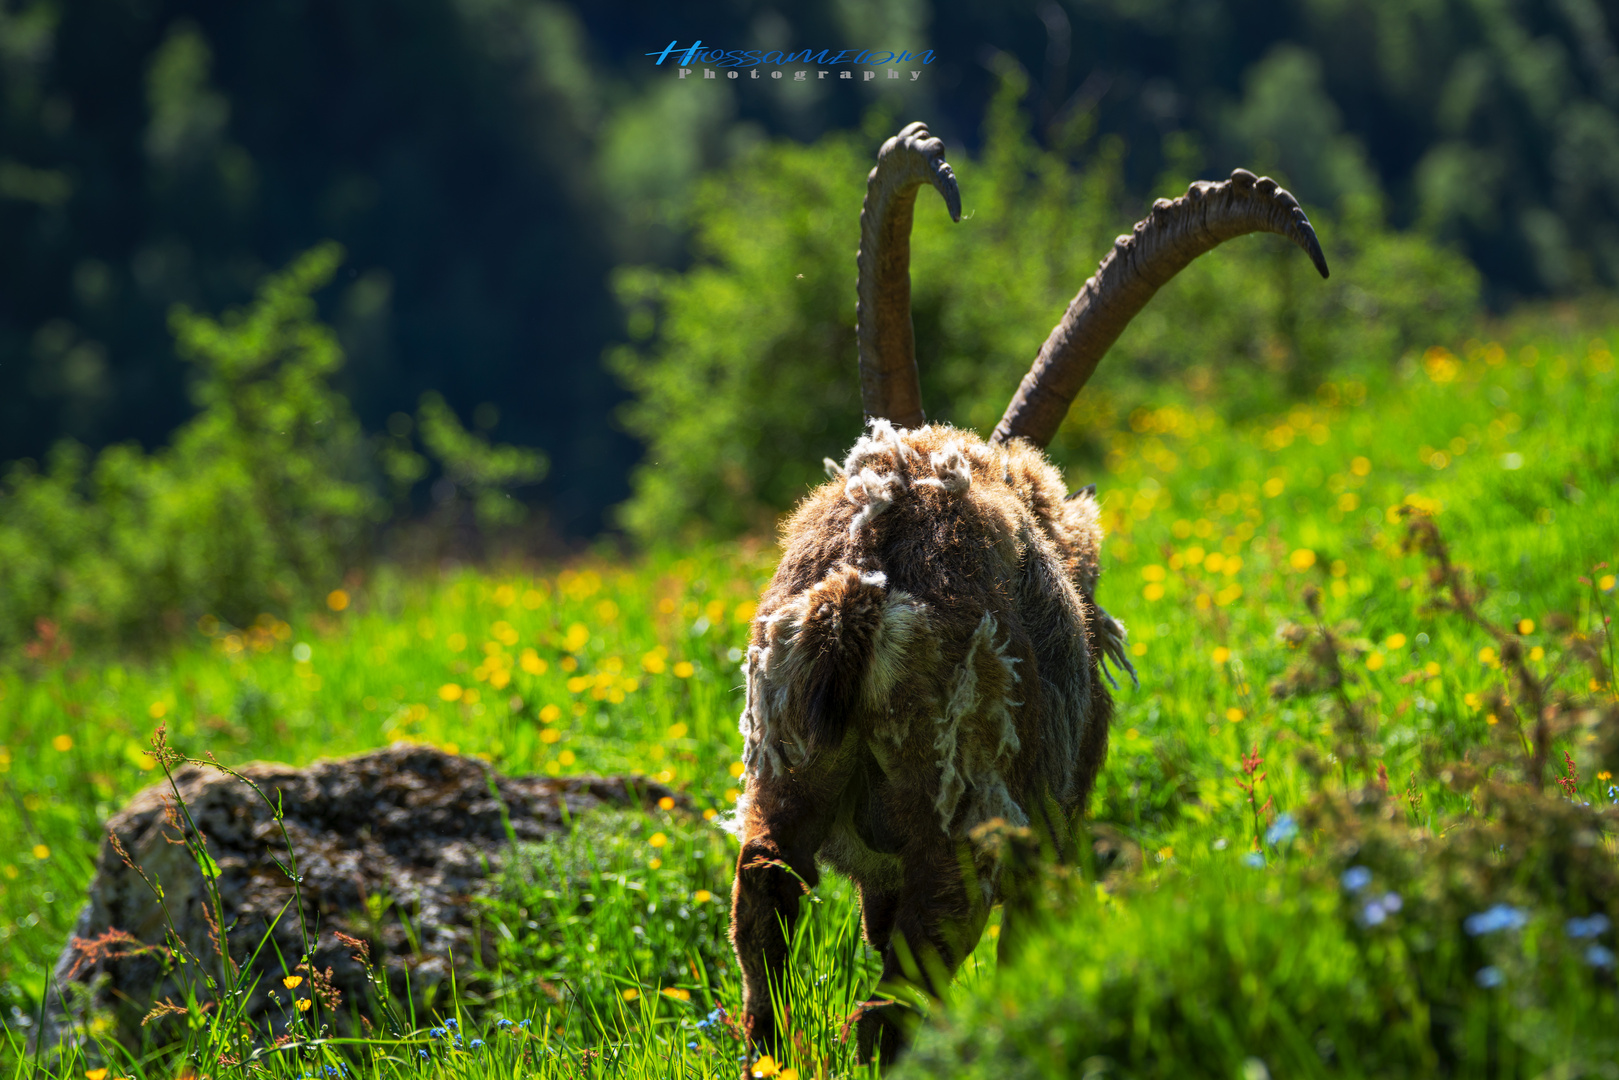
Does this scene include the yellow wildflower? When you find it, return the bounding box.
[438,684,463,702]
[283,975,303,989]
[327,589,350,612]
[672,661,695,678]
[1289,548,1316,571]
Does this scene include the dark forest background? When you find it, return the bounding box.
[5,0,1619,536]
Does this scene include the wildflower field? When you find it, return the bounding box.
[2,313,1617,1077]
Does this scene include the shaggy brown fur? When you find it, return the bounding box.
[729,420,1129,1063]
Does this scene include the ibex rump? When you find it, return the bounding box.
[729,122,1329,1064]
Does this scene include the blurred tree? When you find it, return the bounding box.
[1,0,1615,540]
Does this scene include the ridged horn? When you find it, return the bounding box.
[991,168,1330,448]
[857,122,962,429]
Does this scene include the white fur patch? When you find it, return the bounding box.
[931,613,1024,833]
[862,590,927,708]
[842,417,920,476]
[915,444,972,496]
[738,644,787,780]
[845,467,902,537]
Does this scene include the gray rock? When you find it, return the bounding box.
[46,743,678,1048]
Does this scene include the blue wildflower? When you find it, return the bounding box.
[688,1042,699,1051]
[1360,892,1402,926]
[428,1027,447,1039]
[1464,904,1529,936]
[418,1051,429,1061]
[1340,866,1372,893]
[1475,966,1504,988]
[452,1036,463,1049]
[496,1018,514,1029]
[1586,944,1616,969]
[470,1039,485,1050]
[1265,813,1298,846]
[1242,851,1266,868]
[1566,914,1612,939]
[445,1018,458,1030]
[519,1018,532,1029]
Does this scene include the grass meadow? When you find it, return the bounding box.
[1,314,1617,1077]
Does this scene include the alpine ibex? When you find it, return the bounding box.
[729,121,1329,1064]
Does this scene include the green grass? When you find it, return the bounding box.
[1,316,1616,1077]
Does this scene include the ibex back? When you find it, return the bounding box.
[728,122,1330,1065]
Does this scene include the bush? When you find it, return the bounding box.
[0,244,546,651]
[609,83,1480,542]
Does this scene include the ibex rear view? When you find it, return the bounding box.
[729,122,1330,1064]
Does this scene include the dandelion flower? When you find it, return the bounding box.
[658,796,676,811]
[622,989,639,1001]
[695,890,713,903]
[1366,652,1385,671]
[1385,633,1406,650]
[52,734,73,752]
[32,845,49,860]
[438,684,464,702]
[673,661,695,678]
[649,832,668,849]
[1212,646,1231,664]
[1225,708,1244,722]
[1289,548,1316,571]
[557,749,575,765]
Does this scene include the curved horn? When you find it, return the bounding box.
[857,121,962,428]
[990,169,1330,448]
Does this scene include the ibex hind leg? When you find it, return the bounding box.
[855,837,991,1066]
[730,746,858,1058]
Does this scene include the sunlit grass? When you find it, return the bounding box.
[1,319,1615,1075]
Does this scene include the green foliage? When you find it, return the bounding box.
[416,391,547,528]
[0,245,548,651]
[2,310,1615,1077]
[611,89,1480,541]
[492,807,736,1031]
[0,244,378,647]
